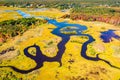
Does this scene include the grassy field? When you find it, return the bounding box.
[0,6,27,21]
[0,6,120,80]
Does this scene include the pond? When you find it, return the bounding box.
[100,30,120,43]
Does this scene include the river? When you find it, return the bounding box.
[0,10,120,74]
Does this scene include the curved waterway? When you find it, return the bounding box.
[0,10,120,74]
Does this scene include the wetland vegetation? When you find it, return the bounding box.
[0,0,120,80]
[0,18,47,42]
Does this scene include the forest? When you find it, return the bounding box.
[0,0,120,8]
[62,7,120,25]
[0,0,120,25]
[0,18,47,43]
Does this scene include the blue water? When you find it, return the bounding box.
[16,10,49,19]
[5,10,13,12]
[0,10,120,73]
[101,30,120,43]
[16,10,32,18]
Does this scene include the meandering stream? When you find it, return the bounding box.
[0,10,120,74]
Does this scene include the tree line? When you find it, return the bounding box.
[0,18,47,42]
[62,7,120,26]
[0,0,120,8]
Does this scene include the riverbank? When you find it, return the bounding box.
[0,18,120,79]
[0,7,120,80]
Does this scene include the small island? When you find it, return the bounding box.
[60,26,78,35]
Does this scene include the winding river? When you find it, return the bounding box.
[0,10,120,74]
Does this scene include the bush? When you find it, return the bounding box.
[0,18,47,42]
